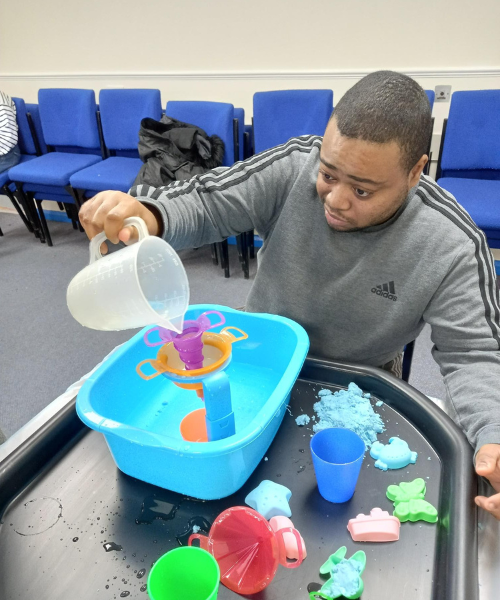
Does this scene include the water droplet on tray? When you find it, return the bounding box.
[103,542,122,552]
[136,494,181,525]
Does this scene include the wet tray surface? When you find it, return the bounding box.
[0,358,477,600]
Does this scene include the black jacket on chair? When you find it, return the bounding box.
[132,115,225,188]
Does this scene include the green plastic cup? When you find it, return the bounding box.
[147,546,220,600]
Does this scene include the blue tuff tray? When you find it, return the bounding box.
[77,305,309,499]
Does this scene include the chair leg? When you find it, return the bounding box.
[2,185,33,233]
[211,243,219,265]
[401,340,416,382]
[16,187,45,242]
[64,185,83,210]
[35,199,53,247]
[217,241,230,278]
[222,240,230,278]
[0,224,3,236]
[236,234,249,279]
[247,230,255,259]
[63,203,77,229]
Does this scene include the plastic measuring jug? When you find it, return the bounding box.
[147,546,220,600]
[67,217,189,332]
[188,506,304,595]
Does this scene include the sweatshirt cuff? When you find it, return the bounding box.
[474,426,500,463]
[139,197,168,239]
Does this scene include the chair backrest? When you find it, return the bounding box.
[234,108,245,161]
[25,103,48,154]
[425,90,435,111]
[38,88,100,148]
[12,97,37,155]
[99,89,162,154]
[441,90,500,173]
[165,100,235,166]
[253,89,333,153]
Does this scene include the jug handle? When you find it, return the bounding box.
[198,310,226,330]
[188,533,209,551]
[89,216,150,263]
[220,326,248,343]
[136,359,163,380]
[276,527,304,569]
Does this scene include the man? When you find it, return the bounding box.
[79,71,500,519]
[0,90,20,173]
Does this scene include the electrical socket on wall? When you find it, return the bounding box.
[435,85,451,102]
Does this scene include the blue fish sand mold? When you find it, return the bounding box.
[312,383,385,447]
[295,414,311,426]
[370,437,418,471]
[245,480,292,519]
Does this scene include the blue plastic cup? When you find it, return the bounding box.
[310,428,366,503]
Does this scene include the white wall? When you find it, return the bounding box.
[0,0,499,175]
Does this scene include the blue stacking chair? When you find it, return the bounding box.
[8,89,103,246]
[24,103,48,155]
[0,98,45,237]
[165,101,250,278]
[436,90,500,248]
[25,102,82,229]
[252,89,333,153]
[234,108,245,161]
[243,124,254,159]
[70,89,162,200]
[166,100,236,168]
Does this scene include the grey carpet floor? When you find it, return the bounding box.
[0,212,446,438]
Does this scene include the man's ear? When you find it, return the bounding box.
[408,154,428,188]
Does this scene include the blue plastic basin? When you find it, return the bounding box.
[77,305,309,499]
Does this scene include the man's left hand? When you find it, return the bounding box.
[475,443,500,519]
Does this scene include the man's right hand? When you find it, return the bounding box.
[79,191,162,254]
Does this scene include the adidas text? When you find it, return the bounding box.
[371,281,397,301]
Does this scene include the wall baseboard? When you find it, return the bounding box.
[1,68,500,82]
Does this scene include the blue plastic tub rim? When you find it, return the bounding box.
[76,305,310,458]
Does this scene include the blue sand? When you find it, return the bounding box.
[295,414,311,426]
[313,383,385,447]
[370,436,418,471]
[376,400,384,407]
[245,480,292,519]
[323,559,362,597]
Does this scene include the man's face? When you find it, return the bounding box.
[316,118,423,231]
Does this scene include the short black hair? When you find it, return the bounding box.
[332,71,432,172]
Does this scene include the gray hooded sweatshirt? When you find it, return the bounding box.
[131,135,500,452]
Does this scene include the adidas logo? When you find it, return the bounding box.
[371,281,397,301]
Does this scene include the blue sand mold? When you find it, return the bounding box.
[376,400,384,407]
[245,480,292,519]
[323,559,362,597]
[295,414,311,426]
[370,437,418,471]
[312,383,385,447]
